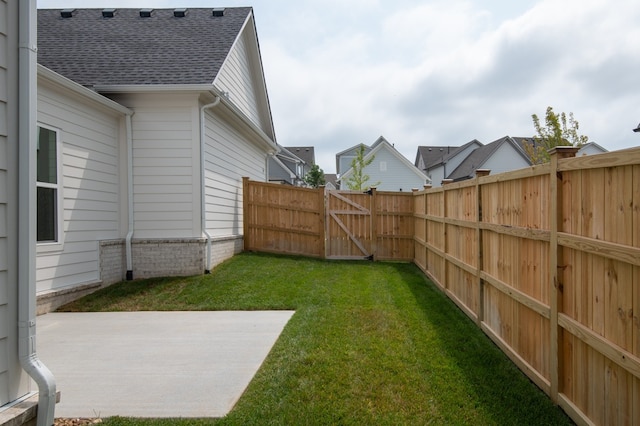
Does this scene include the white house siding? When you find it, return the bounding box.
[577,143,606,156]
[337,146,372,176]
[480,143,530,176]
[112,93,202,239]
[427,167,446,187]
[36,79,124,294]
[214,16,272,138]
[204,107,267,239]
[342,147,425,192]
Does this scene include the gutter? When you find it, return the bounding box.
[125,112,135,280]
[37,65,132,115]
[199,97,221,273]
[210,87,278,154]
[18,1,56,425]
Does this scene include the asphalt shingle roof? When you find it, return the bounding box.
[285,147,315,165]
[415,146,460,169]
[37,8,252,86]
[446,136,532,181]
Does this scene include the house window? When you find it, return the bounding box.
[36,126,60,243]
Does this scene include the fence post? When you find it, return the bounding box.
[370,187,377,261]
[475,169,490,327]
[548,147,578,404]
[442,179,453,291]
[242,177,250,251]
[319,185,327,259]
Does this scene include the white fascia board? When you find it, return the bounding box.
[377,141,429,180]
[94,83,215,93]
[38,65,133,115]
[212,87,278,154]
[272,155,296,179]
[213,10,277,143]
[342,140,428,182]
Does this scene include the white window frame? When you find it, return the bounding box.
[36,124,64,252]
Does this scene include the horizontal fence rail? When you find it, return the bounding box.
[243,145,640,425]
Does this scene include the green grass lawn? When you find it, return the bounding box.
[60,252,573,425]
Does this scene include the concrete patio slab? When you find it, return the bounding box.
[36,311,295,419]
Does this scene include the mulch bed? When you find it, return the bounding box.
[54,419,102,425]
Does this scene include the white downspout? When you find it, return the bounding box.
[200,97,220,273]
[125,112,134,280]
[18,1,57,425]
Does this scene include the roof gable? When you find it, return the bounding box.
[335,143,371,175]
[415,146,459,169]
[37,8,252,86]
[285,147,316,165]
[214,12,276,139]
[424,140,483,171]
[340,137,428,182]
[446,136,531,181]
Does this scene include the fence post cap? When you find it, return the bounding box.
[548,146,579,158]
[475,169,491,177]
[442,179,454,185]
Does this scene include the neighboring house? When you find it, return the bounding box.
[2,2,57,424]
[446,136,532,182]
[324,174,338,190]
[338,136,430,191]
[268,146,306,185]
[335,143,372,176]
[35,8,279,311]
[268,146,316,186]
[512,137,608,160]
[419,140,483,187]
[286,146,316,177]
[415,145,460,171]
[577,142,608,156]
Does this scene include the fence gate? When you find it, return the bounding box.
[325,190,374,260]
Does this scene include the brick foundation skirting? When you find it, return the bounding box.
[35,236,244,314]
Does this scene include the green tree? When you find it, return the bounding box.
[345,145,380,191]
[526,106,589,164]
[303,164,326,188]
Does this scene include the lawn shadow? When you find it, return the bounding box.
[391,263,574,425]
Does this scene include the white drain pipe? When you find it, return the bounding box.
[200,96,221,273]
[125,112,134,280]
[18,1,57,425]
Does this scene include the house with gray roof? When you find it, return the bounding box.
[338,136,430,191]
[416,140,483,187]
[512,137,608,162]
[268,146,317,186]
[446,136,532,182]
[35,7,279,311]
[268,146,306,185]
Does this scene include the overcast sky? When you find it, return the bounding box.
[38,0,640,173]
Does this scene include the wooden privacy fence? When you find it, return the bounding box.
[243,146,640,425]
[414,146,640,426]
[242,177,415,260]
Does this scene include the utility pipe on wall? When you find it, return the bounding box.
[200,97,221,273]
[18,1,57,425]
[125,112,134,280]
